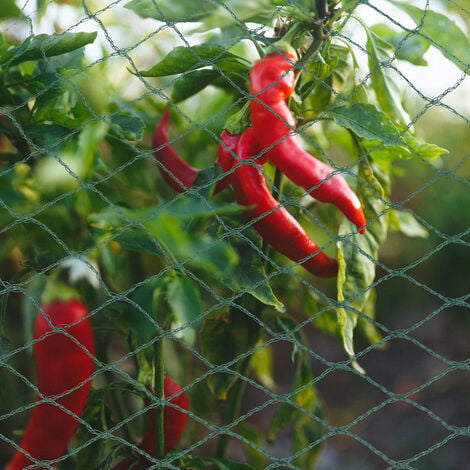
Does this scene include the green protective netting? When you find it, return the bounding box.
[0,0,469,469]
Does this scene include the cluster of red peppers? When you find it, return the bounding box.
[7,299,188,469]
[153,51,366,278]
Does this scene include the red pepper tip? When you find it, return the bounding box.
[355,211,367,234]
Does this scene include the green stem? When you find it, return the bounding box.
[215,356,250,459]
[252,39,266,59]
[153,334,165,460]
[273,166,284,198]
[315,0,329,20]
[296,20,326,73]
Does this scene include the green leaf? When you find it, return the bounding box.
[109,113,144,141]
[220,220,284,312]
[336,158,388,363]
[172,69,220,103]
[193,164,226,200]
[74,389,118,469]
[356,289,384,347]
[0,0,21,19]
[203,25,250,49]
[93,198,239,229]
[342,0,362,13]
[238,422,269,469]
[24,123,73,146]
[170,56,249,102]
[402,133,448,159]
[268,354,324,467]
[194,0,275,32]
[391,2,470,74]
[143,211,239,277]
[304,290,341,340]
[167,276,202,346]
[331,103,448,162]
[0,32,97,66]
[361,142,411,162]
[200,308,260,400]
[389,210,428,238]
[40,46,87,71]
[273,316,303,361]
[213,71,248,95]
[115,230,164,257]
[92,199,239,279]
[32,76,88,129]
[127,277,168,387]
[128,278,166,341]
[139,45,239,77]
[300,44,342,110]
[138,199,239,268]
[370,24,430,66]
[362,24,408,124]
[224,103,251,135]
[37,0,47,20]
[150,197,241,220]
[305,75,333,112]
[0,33,9,55]
[336,255,359,359]
[125,0,213,23]
[76,121,109,179]
[250,345,276,391]
[330,103,405,146]
[292,418,325,469]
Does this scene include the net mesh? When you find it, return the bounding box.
[0,0,469,469]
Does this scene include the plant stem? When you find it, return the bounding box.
[273,167,284,197]
[215,356,250,459]
[296,20,325,73]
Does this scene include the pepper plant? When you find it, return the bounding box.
[1,0,467,468]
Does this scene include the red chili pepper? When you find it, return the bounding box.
[216,129,240,189]
[231,127,338,277]
[6,299,94,470]
[152,108,199,192]
[113,376,189,469]
[250,52,366,233]
[152,109,238,194]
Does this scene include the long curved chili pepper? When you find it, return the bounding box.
[113,376,188,469]
[250,52,366,233]
[7,299,94,470]
[231,127,338,278]
[152,109,238,194]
